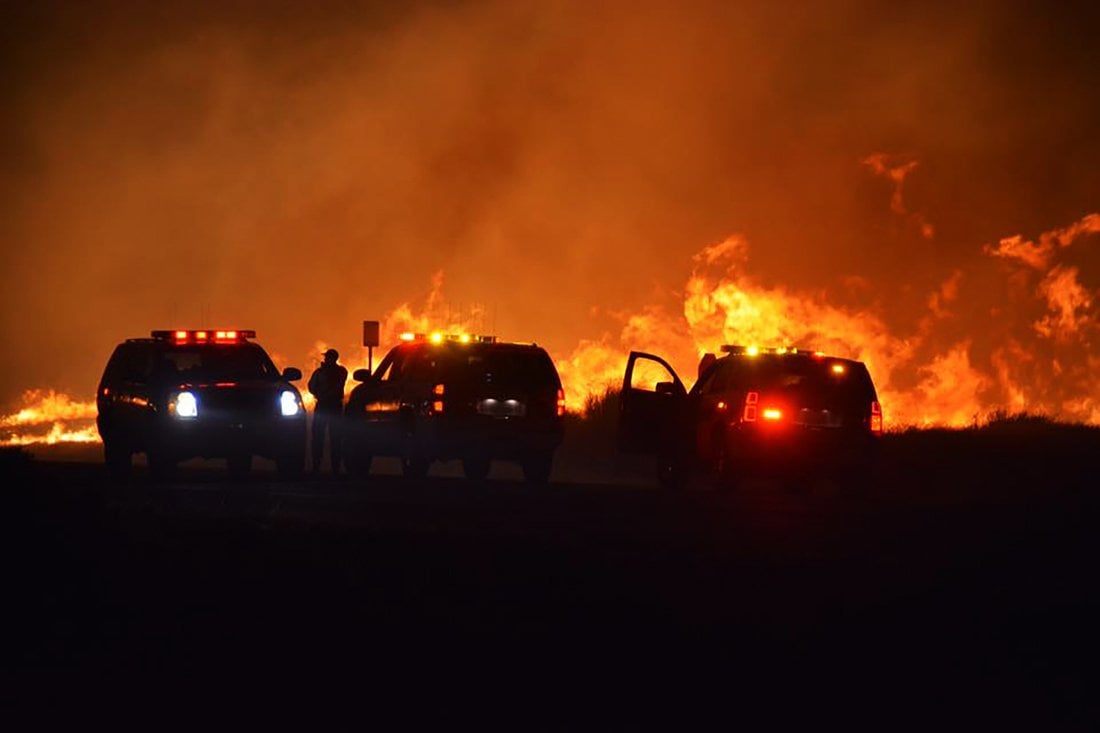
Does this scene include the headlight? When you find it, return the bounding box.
[280,390,301,417]
[174,391,198,418]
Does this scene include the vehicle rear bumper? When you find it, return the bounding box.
[346,415,563,461]
[726,427,880,474]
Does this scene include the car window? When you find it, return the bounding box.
[372,350,403,382]
[387,345,560,387]
[107,343,155,384]
[693,362,723,395]
[706,355,876,401]
[466,349,559,386]
[159,344,279,381]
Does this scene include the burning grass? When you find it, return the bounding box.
[0,390,98,447]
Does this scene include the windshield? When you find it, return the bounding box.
[158,344,280,382]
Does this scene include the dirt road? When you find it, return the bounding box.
[6,450,1099,727]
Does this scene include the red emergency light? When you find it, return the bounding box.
[153,329,256,344]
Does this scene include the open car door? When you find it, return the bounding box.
[618,351,687,454]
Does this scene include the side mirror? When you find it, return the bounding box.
[282,367,302,382]
[353,368,372,382]
[655,381,678,396]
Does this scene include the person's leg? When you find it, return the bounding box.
[311,411,327,472]
[330,413,343,474]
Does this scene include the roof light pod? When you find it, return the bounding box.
[153,329,255,344]
[398,332,498,345]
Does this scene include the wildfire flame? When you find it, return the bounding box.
[1,390,99,446]
[6,208,1099,443]
[556,209,1100,428]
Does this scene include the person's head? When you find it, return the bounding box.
[323,348,339,364]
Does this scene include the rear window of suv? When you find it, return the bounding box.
[700,355,876,402]
[394,345,560,387]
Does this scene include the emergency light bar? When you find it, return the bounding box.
[152,330,256,344]
[721,345,807,356]
[398,332,497,344]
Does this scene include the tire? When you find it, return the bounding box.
[276,448,305,479]
[521,452,553,485]
[227,453,252,478]
[711,434,739,492]
[402,457,429,479]
[462,456,491,481]
[345,450,373,479]
[714,470,740,493]
[656,451,686,490]
[103,440,132,481]
[147,446,176,481]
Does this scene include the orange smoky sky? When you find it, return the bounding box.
[1,1,1099,426]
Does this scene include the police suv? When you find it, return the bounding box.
[96,330,307,478]
[344,333,566,483]
[619,345,883,489]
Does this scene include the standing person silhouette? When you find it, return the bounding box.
[308,348,348,475]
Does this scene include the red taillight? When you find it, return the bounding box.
[870,401,883,435]
[742,391,759,422]
[556,389,566,417]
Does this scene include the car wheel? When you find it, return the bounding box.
[276,448,305,479]
[656,451,686,490]
[147,446,176,481]
[227,453,252,478]
[710,431,736,491]
[462,456,491,481]
[521,452,553,485]
[103,440,132,481]
[402,457,429,479]
[346,451,373,478]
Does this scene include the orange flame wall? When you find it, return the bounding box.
[556,211,1100,428]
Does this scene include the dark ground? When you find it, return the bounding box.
[4,421,1100,729]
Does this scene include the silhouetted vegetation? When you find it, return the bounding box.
[552,393,1100,494]
[0,446,32,472]
[556,387,655,483]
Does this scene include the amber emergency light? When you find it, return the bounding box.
[398,332,497,344]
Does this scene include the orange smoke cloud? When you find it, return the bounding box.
[862,153,935,239]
